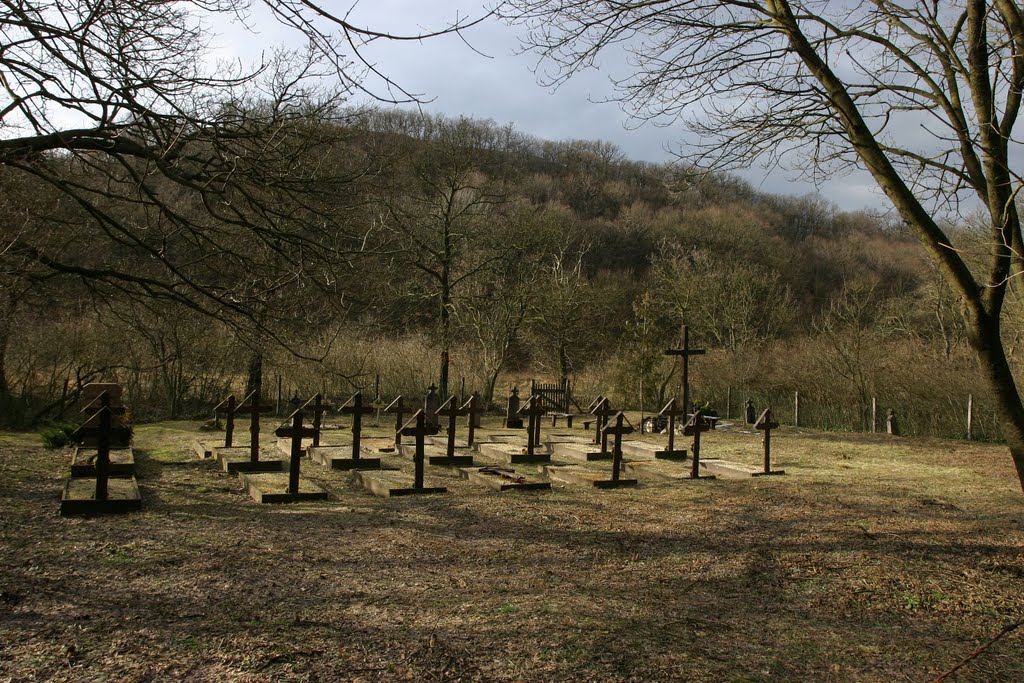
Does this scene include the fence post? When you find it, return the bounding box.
[726,386,732,420]
[967,393,974,440]
[276,374,282,416]
[794,390,800,427]
[871,397,877,433]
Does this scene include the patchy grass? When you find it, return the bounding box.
[1,418,1023,682]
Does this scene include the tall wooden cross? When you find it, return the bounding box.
[753,408,785,476]
[602,411,634,482]
[664,324,705,418]
[436,394,468,459]
[399,409,439,489]
[237,388,273,462]
[587,395,605,444]
[658,398,687,456]
[517,395,546,457]
[386,395,406,447]
[682,410,714,479]
[275,411,318,495]
[340,391,373,461]
[214,394,238,448]
[590,398,617,455]
[461,393,483,447]
[76,391,124,500]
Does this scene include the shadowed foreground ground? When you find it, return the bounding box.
[1,420,1023,682]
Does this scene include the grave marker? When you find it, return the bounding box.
[436,394,470,460]
[602,411,635,483]
[505,387,523,428]
[274,410,318,495]
[518,394,546,458]
[236,388,273,462]
[753,408,786,477]
[461,393,483,447]
[399,409,441,490]
[386,395,406,447]
[664,324,705,422]
[590,397,617,456]
[424,384,441,429]
[587,395,605,443]
[340,391,374,462]
[657,398,688,460]
[682,411,716,480]
[214,395,238,448]
[309,393,335,447]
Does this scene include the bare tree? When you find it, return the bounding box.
[499,0,1024,491]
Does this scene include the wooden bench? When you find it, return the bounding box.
[549,412,574,428]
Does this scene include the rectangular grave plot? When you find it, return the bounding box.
[216,447,286,474]
[351,469,447,498]
[240,472,329,504]
[192,440,214,460]
[699,459,759,478]
[458,467,551,492]
[550,442,611,462]
[618,441,665,460]
[70,448,135,477]
[542,465,638,489]
[654,449,689,461]
[398,443,476,468]
[623,460,697,482]
[60,476,142,516]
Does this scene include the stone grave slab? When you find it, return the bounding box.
[541,465,637,489]
[623,459,702,482]
[217,447,286,474]
[361,437,396,454]
[398,443,474,467]
[276,436,318,456]
[550,442,611,462]
[425,435,471,450]
[475,441,550,464]
[458,466,551,492]
[60,477,142,516]
[70,447,134,477]
[307,445,383,470]
[351,468,447,498]
[193,440,214,459]
[239,472,329,504]
[699,459,763,478]
[619,440,687,461]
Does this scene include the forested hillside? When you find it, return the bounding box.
[1,109,1010,438]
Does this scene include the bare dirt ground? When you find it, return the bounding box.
[2,418,1023,682]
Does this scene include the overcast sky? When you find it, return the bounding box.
[217,1,885,212]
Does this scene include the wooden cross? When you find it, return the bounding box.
[587,395,605,443]
[602,411,634,482]
[682,410,714,479]
[590,398,617,455]
[517,395,546,456]
[275,411,318,495]
[308,394,336,447]
[386,395,406,447]
[658,398,687,455]
[75,391,120,500]
[399,409,439,489]
[664,324,705,420]
[340,391,374,461]
[436,394,468,459]
[753,408,785,476]
[236,388,273,463]
[423,383,441,429]
[461,393,483,447]
[214,394,238,448]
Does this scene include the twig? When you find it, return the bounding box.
[929,618,1024,682]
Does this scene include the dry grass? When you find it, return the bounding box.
[1,417,1023,682]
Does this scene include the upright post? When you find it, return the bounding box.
[871,397,877,433]
[341,392,373,461]
[95,393,112,500]
[794,391,801,428]
[967,393,974,440]
[753,409,784,476]
[663,324,706,421]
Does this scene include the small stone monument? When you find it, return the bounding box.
[505,387,524,428]
[887,409,899,436]
[744,399,756,425]
[424,384,441,429]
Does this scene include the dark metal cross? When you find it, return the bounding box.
[664,324,706,419]
[517,395,546,457]
[76,391,124,500]
[602,411,634,482]
[386,395,406,447]
[590,398,617,455]
[658,398,687,456]
[682,410,714,480]
[436,394,468,459]
[461,393,483,447]
[236,388,273,462]
[399,409,439,489]
[753,408,785,476]
[214,394,238,448]
[275,411,318,495]
[309,393,335,448]
[340,391,373,462]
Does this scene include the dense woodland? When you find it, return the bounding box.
[0,109,1012,439]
